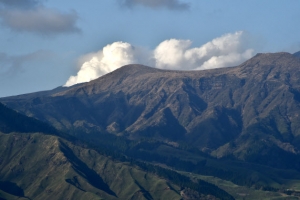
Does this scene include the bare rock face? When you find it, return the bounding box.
[2,52,300,167]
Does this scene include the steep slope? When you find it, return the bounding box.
[2,52,300,170]
[211,52,300,166]
[0,103,233,200]
[0,102,57,134]
[0,64,245,144]
[0,133,182,200]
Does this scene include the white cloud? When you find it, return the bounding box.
[199,50,254,70]
[155,31,254,70]
[154,39,192,70]
[65,31,256,86]
[65,42,152,86]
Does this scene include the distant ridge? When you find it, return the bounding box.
[293,50,300,58]
[0,102,57,134]
[1,83,84,101]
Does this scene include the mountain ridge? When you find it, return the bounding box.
[1,51,300,170]
[0,132,185,200]
[294,51,300,58]
[2,51,300,198]
[0,103,234,200]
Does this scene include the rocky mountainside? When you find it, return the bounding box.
[2,52,300,170]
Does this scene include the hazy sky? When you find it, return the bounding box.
[0,0,299,97]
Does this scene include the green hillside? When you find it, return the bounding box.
[0,132,182,200]
[0,102,234,199]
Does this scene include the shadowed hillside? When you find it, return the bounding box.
[0,102,56,134]
[0,104,234,200]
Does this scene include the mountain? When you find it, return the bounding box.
[0,103,234,200]
[2,53,300,149]
[0,102,57,134]
[2,52,300,193]
[294,51,300,58]
[0,132,182,200]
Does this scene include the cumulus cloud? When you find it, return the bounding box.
[155,31,254,70]
[65,42,153,86]
[121,0,189,10]
[65,31,256,86]
[0,0,80,35]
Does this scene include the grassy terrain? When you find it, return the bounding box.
[149,143,300,187]
[180,172,300,200]
[0,132,181,200]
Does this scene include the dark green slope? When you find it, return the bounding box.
[0,132,234,200]
[0,102,56,134]
[0,133,182,200]
[0,103,233,200]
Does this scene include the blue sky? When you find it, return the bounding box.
[0,0,299,97]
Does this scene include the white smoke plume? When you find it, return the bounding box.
[65,42,153,86]
[65,31,255,86]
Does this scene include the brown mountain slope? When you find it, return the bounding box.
[2,52,300,168]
